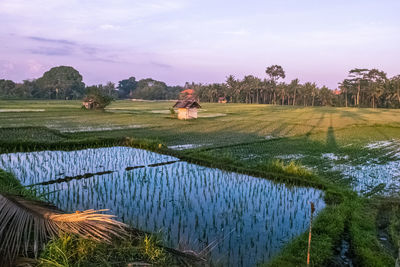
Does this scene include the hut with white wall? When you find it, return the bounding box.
[173,99,201,120]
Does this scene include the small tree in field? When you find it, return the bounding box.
[83,86,114,110]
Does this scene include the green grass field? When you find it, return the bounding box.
[1,100,399,266]
[1,99,400,145]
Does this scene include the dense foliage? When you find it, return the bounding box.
[84,85,115,109]
[193,67,400,108]
[131,78,181,100]
[1,65,400,108]
[0,66,85,100]
[0,67,182,101]
[117,76,137,98]
[35,66,86,99]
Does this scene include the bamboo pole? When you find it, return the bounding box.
[307,202,315,266]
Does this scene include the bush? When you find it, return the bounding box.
[84,86,114,110]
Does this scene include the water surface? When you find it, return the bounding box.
[0,147,325,266]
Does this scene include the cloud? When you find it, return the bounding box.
[80,46,98,56]
[86,57,120,63]
[28,46,73,56]
[28,36,76,45]
[99,24,120,31]
[150,61,173,69]
[0,0,398,88]
[27,36,76,56]
[24,35,122,62]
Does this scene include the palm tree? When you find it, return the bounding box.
[226,75,238,102]
[391,75,400,107]
[290,79,300,106]
[338,81,351,108]
[310,83,318,107]
[278,83,286,105]
[242,75,257,104]
[0,193,127,266]
[366,69,387,108]
[302,82,314,106]
[319,86,333,106]
[261,79,271,104]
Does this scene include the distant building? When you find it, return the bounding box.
[173,99,201,120]
[218,97,227,103]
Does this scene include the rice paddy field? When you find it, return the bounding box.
[1,99,400,266]
[0,147,325,266]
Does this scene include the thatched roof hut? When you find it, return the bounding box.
[173,99,201,120]
[82,97,101,110]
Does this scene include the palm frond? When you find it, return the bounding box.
[0,193,127,266]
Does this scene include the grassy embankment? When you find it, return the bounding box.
[1,100,399,266]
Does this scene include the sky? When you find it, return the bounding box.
[0,0,399,88]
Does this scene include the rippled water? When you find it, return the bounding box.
[0,147,325,266]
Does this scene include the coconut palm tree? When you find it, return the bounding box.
[0,193,127,266]
[319,86,333,106]
[289,79,300,106]
[391,75,400,107]
[366,69,387,108]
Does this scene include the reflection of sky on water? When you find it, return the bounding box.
[0,148,325,266]
[0,147,177,185]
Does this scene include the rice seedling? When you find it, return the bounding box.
[3,101,400,265]
[2,147,325,266]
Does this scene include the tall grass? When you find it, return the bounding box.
[38,233,170,266]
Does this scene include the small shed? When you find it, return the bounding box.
[82,98,100,110]
[218,97,227,103]
[173,99,201,120]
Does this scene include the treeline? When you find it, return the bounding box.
[1,65,400,108]
[0,66,181,100]
[192,65,400,108]
[117,77,181,100]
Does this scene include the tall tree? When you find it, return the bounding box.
[347,68,369,107]
[132,78,168,100]
[319,86,333,106]
[117,77,137,98]
[289,79,300,106]
[14,80,35,98]
[35,66,85,99]
[0,80,16,97]
[310,83,318,106]
[366,69,387,108]
[103,82,118,98]
[266,65,286,105]
[226,75,239,102]
[390,75,400,107]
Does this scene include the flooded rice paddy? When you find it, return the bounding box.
[0,147,325,266]
[325,140,400,196]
